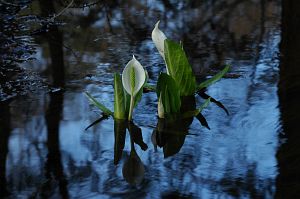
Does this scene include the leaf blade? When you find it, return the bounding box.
[164,39,196,96]
[197,91,229,115]
[198,65,230,90]
[157,73,181,116]
[85,92,113,116]
[114,73,128,120]
[182,98,211,118]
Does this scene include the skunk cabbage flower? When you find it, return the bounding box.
[122,55,146,121]
[152,20,167,59]
[122,55,146,96]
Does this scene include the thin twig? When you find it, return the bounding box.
[70,0,103,9]
[0,0,19,7]
[50,0,74,21]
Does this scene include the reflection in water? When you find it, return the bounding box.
[0,0,283,198]
[43,92,69,198]
[114,120,127,165]
[0,102,10,197]
[122,122,146,185]
[114,120,147,185]
[39,0,68,197]
[152,96,196,158]
[39,0,65,88]
[153,118,188,158]
[276,0,300,198]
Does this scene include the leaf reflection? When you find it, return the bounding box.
[122,135,145,185]
[88,96,210,184]
[114,120,127,165]
[128,121,148,151]
[113,120,148,165]
[197,90,229,115]
[113,120,147,185]
[125,122,146,185]
[152,96,195,158]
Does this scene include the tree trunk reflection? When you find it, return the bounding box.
[44,92,69,198]
[0,102,11,197]
[39,0,68,197]
[277,0,300,198]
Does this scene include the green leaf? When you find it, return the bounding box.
[114,73,128,120]
[182,98,211,118]
[164,85,170,113]
[124,91,131,115]
[198,65,230,90]
[198,97,211,112]
[164,39,196,96]
[157,73,181,115]
[85,92,113,116]
[197,91,229,115]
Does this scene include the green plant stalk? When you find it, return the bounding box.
[128,95,135,121]
[114,73,127,119]
[197,65,230,90]
[85,92,114,116]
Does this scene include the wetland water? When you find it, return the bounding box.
[1,0,300,198]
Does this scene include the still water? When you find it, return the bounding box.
[0,0,284,198]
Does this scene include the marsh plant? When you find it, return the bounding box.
[152,21,229,122]
[85,55,147,121]
[85,20,229,126]
[85,20,230,185]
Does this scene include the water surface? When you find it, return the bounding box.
[0,0,284,198]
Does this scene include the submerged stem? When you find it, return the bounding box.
[128,128,136,155]
[128,95,135,121]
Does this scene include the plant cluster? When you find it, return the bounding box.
[85,21,229,127]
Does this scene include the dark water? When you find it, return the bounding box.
[1,0,300,198]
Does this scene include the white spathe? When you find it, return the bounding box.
[152,20,167,59]
[122,55,146,96]
[158,94,165,118]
